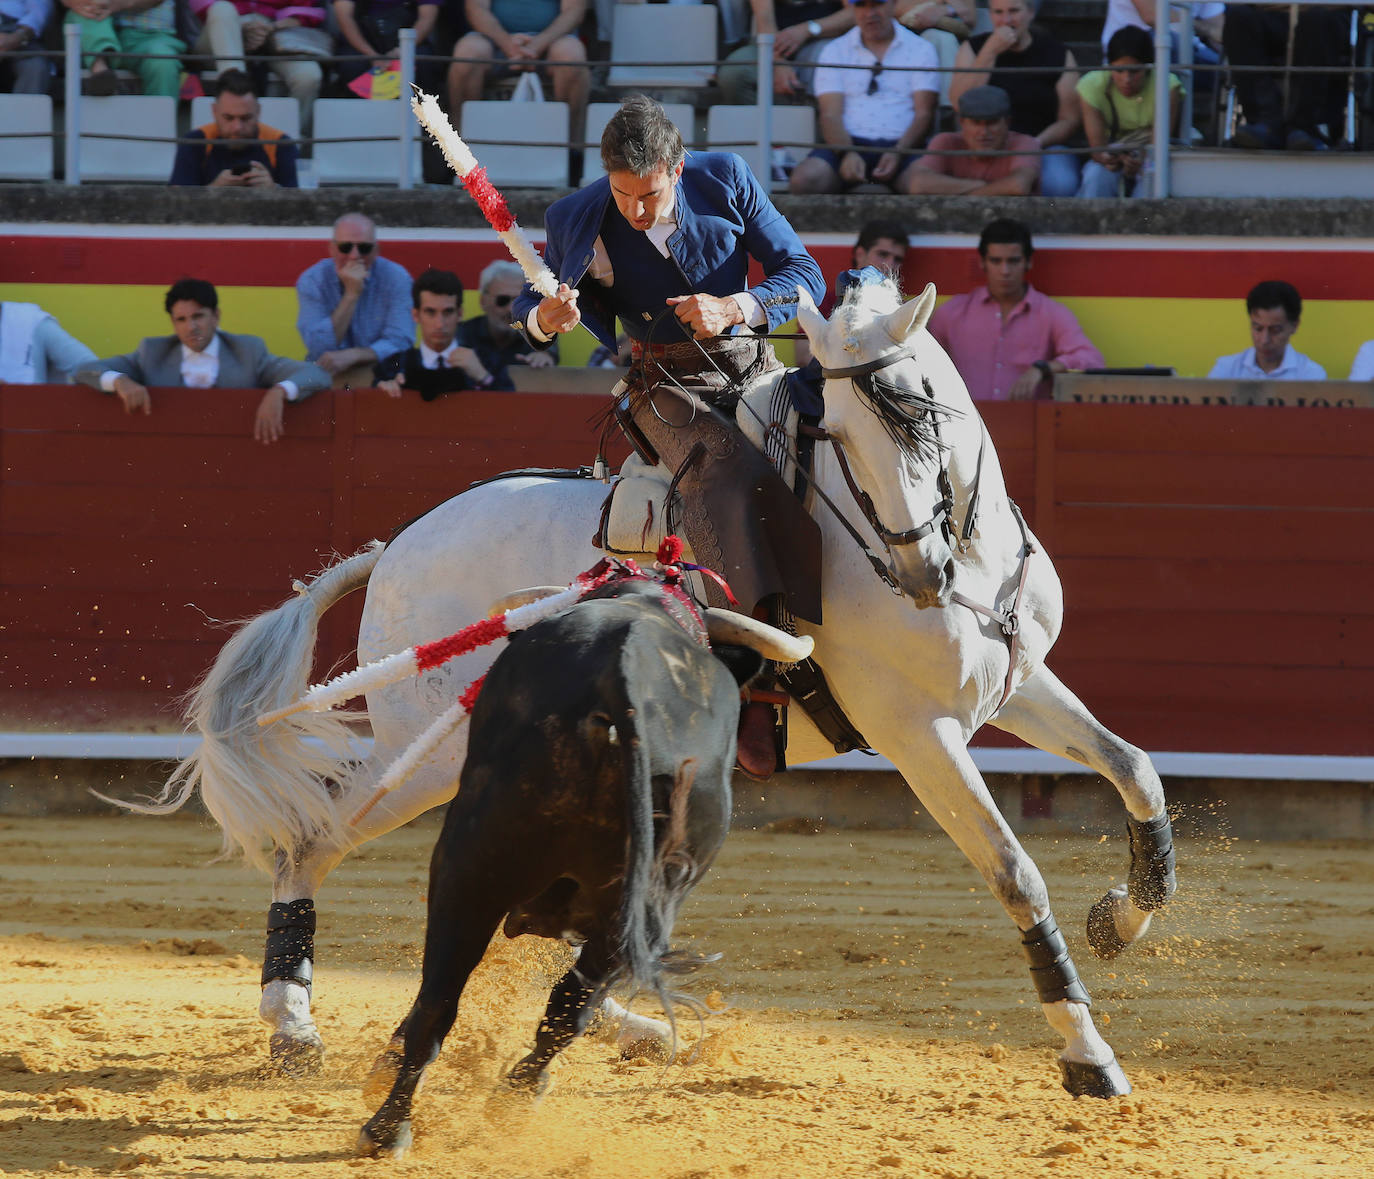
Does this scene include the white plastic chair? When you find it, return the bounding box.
[78,95,177,182]
[0,94,54,181]
[458,100,571,188]
[606,5,717,88]
[581,100,694,186]
[312,98,420,185]
[189,95,301,140]
[706,104,816,191]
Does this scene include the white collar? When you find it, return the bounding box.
[181,333,221,363]
[419,340,457,368]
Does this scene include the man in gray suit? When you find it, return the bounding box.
[76,279,330,444]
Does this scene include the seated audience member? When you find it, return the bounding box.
[928,218,1104,400]
[170,69,298,187]
[1208,281,1325,380]
[951,0,1081,198]
[901,84,1041,196]
[374,268,508,398]
[789,0,939,195]
[182,0,324,129]
[718,0,852,105]
[62,0,184,97]
[0,0,50,93]
[1224,3,1346,149]
[1075,26,1180,198]
[448,0,589,170]
[296,213,414,379]
[1349,340,1374,382]
[0,301,96,383]
[458,261,557,383]
[333,0,446,94]
[73,278,329,443]
[797,217,911,364]
[1101,0,1223,75]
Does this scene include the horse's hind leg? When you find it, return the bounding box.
[890,719,1128,1097]
[989,666,1177,959]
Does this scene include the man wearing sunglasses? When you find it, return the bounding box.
[455,261,557,387]
[789,0,940,193]
[296,212,415,381]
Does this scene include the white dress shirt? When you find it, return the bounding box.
[1207,344,1327,381]
[1348,340,1374,381]
[419,341,460,369]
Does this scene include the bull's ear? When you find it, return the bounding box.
[796,285,826,345]
[712,644,765,688]
[884,281,937,343]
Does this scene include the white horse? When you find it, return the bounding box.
[147,277,1175,1098]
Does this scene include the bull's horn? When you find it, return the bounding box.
[488,586,564,615]
[703,608,815,663]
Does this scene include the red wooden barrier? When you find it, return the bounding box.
[2,387,1370,757]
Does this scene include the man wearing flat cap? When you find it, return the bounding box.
[901,83,1042,195]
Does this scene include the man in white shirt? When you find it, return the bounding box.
[74,279,330,443]
[1348,340,1374,382]
[788,0,940,193]
[1207,280,1326,381]
[0,302,96,384]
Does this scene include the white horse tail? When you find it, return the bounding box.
[110,542,387,874]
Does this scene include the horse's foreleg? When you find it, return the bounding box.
[891,719,1128,1097]
[990,666,1176,959]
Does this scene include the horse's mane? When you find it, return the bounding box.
[829,277,958,466]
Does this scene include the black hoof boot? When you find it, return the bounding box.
[1059,1056,1131,1099]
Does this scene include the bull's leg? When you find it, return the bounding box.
[504,935,613,1096]
[889,718,1129,1098]
[989,666,1176,959]
[357,836,508,1159]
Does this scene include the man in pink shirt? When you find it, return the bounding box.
[927,218,1104,400]
[900,84,1041,196]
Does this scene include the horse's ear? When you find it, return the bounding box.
[884,282,938,342]
[796,285,826,342]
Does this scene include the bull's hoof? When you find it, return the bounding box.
[1086,892,1128,960]
[362,1037,406,1105]
[1059,1056,1132,1099]
[355,1120,413,1160]
[268,1031,325,1077]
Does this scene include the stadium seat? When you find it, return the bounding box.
[606,5,717,88]
[706,104,816,191]
[189,96,301,140]
[0,94,54,181]
[312,98,421,186]
[580,101,694,187]
[458,100,571,188]
[78,95,177,182]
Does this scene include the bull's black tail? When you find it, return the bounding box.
[615,704,711,1054]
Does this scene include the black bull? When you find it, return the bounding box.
[359,579,763,1158]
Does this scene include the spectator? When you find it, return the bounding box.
[0,0,50,93]
[927,218,1104,400]
[1207,280,1325,380]
[61,0,184,97]
[296,213,414,379]
[1075,26,1180,198]
[901,83,1041,195]
[1101,0,1224,64]
[718,0,853,105]
[374,268,507,398]
[1349,340,1374,383]
[798,217,910,364]
[788,0,939,194]
[1223,4,1348,150]
[458,260,557,384]
[950,0,1081,198]
[182,0,324,130]
[169,68,299,187]
[333,0,446,95]
[448,0,589,175]
[0,301,96,383]
[73,278,329,443]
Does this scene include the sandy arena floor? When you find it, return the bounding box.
[0,810,1371,1177]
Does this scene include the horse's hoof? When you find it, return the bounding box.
[268,1031,325,1077]
[355,1121,412,1160]
[362,1038,405,1105]
[1086,892,1128,960]
[1059,1056,1131,1099]
[614,1013,672,1062]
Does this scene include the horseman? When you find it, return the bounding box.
[513,94,826,777]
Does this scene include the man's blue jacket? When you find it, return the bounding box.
[513,152,824,352]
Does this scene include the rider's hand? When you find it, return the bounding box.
[666,294,745,340]
[535,283,580,336]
